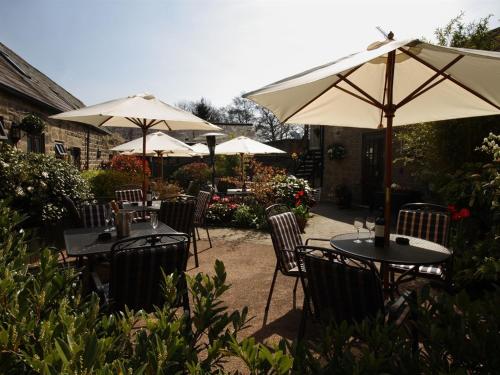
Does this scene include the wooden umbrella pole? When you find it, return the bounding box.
[383,46,396,246]
[160,152,164,181]
[142,127,147,207]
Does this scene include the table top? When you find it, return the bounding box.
[121,201,161,212]
[330,232,451,265]
[226,188,253,195]
[64,222,178,257]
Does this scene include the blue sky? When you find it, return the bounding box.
[1,0,499,107]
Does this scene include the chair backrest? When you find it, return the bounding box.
[396,203,450,246]
[266,204,303,273]
[194,190,212,225]
[109,234,189,312]
[159,199,196,235]
[115,189,143,203]
[61,194,83,228]
[80,203,110,228]
[296,245,384,325]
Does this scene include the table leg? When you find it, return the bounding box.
[381,262,391,297]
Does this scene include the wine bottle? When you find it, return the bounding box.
[146,188,152,207]
[374,217,385,247]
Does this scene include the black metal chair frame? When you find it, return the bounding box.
[92,233,190,314]
[295,244,416,342]
[194,191,213,249]
[389,202,452,289]
[263,204,330,326]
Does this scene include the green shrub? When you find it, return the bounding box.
[172,162,210,188]
[0,201,293,374]
[232,204,258,228]
[215,154,240,177]
[82,169,143,199]
[0,144,91,226]
[110,154,151,176]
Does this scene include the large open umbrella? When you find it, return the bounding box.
[215,136,286,187]
[244,33,500,244]
[51,93,220,204]
[111,131,197,179]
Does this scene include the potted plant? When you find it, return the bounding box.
[292,204,309,233]
[334,184,352,208]
[327,143,346,160]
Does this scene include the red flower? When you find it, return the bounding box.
[294,193,300,199]
[295,200,302,207]
[298,190,304,196]
[212,195,220,202]
[447,204,457,213]
[459,208,470,219]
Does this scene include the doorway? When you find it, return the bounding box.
[361,131,384,205]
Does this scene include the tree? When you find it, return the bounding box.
[225,95,256,124]
[435,12,497,49]
[177,97,225,123]
[255,105,303,142]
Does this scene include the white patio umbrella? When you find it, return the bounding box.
[51,93,220,203]
[244,33,500,244]
[215,136,286,187]
[190,143,210,155]
[111,131,197,179]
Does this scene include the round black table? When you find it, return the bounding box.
[330,232,451,291]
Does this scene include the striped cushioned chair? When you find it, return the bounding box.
[193,191,212,249]
[115,189,143,203]
[263,204,331,326]
[159,199,198,267]
[295,245,414,340]
[92,234,190,313]
[80,203,111,228]
[389,203,451,284]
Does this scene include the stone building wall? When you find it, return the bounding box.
[322,126,421,205]
[0,89,110,169]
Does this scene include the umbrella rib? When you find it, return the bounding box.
[396,55,464,110]
[398,48,500,111]
[334,86,383,108]
[98,116,113,127]
[336,73,383,108]
[282,64,363,123]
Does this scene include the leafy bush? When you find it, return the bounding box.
[0,201,293,374]
[215,154,240,177]
[0,144,91,226]
[206,196,238,225]
[232,204,258,228]
[110,154,151,176]
[82,169,143,199]
[272,175,315,208]
[172,162,210,188]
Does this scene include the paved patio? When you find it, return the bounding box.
[186,203,372,344]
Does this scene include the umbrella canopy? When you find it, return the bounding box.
[190,143,210,155]
[111,131,196,155]
[215,136,286,155]
[215,136,285,187]
[244,34,500,245]
[51,93,220,202]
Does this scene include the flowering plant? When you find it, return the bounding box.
[110,154,151,176]
[448,205,471,221]
[271,175,315,208]
[0,144,92,225]
[206,201,239,224]
[20,113,45,134]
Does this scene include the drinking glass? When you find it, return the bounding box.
[365,217,375,243]
[104,207,112,232]
[353,217,364,243]
[150,212,158,230]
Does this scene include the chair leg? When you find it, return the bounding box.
[205,226,212,248]
[293,277,299,310]
[263,265,279,327]
[195,227,201,240]
[298,297,308,341]
[192,228,199,268]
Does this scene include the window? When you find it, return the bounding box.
[71,147,81,170]
[27,133,45,154]
[0,117,7,141]
[54,142,67,158]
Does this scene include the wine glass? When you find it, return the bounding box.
[353,217,364,243]
[365,217,375,243]
[150,212,158,231]
[104,206,112,232]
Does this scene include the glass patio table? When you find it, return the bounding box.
[330,232,451,292]
[64,221,178,258]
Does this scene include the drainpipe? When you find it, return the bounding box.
[85,128,90,170]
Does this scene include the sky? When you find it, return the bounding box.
[1,0,499,108]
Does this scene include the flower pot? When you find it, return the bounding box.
[295,215,306,233]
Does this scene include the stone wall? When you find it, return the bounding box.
[0,89,110,169]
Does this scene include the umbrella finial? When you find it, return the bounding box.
[387,31,394,40]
